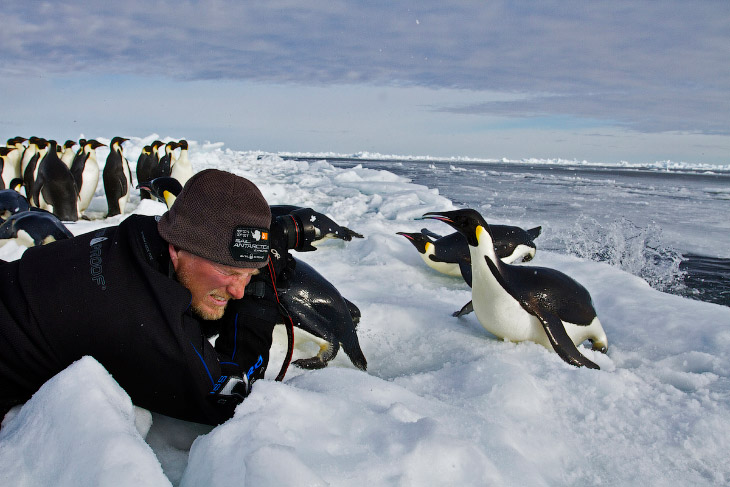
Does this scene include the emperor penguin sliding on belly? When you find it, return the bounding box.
[422,208,608,370]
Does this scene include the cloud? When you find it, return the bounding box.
[1,1,729,137]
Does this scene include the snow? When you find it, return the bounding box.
[1,136,729,486]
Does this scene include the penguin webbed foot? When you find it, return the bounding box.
[294,340,339,369]
[453,301,474,317]
[293,356,329,370]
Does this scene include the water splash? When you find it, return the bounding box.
[560,216,687,294]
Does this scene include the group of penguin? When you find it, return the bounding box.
[399,209,609,370]
[0,136,194,250]
[1,136,610,372]
[0,136,193,221]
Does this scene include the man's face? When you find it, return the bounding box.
[169,245,261,320]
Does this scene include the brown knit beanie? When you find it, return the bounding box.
[158,169,271,268]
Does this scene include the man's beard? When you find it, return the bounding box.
[191,296,228,320]
[176,266,229,320]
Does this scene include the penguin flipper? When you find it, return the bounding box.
[532,309,600,370]
[420,228,442,240]
[342,344,367,371]
[458,261,473,287]
[293,340,340,369]
[343,297,361,326]
[453,300,474,317]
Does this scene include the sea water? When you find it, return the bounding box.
[290,156,730,307]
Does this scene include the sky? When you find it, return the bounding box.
[2,1,729,165]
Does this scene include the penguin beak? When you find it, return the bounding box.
[420,211,480,247]
[420,212,454,224]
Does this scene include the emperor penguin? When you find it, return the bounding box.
[151,141,178,181]
[0,147,12,189]
[19,136,39,179]
[170,139,193,187]
[135,145,155,200]
[422,208,608,370]
[0,210,74,247]
[398,223,542,286]
[274,257,367,371]
[2,137,26,187]
[136,176,182,208]
[32,140,79,221]
[397,230,472,283]
[22,138,49,202]
[60,140,77,168]
[71,139,105,214]
[422,225,541,264]
[0,187,31,221]
[102,136,132,217]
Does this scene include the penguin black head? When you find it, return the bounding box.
[421,209,489,247]
[63,140,76,150]
[137,176,182,208]
[396,231,430,254]
[0,147,12,157]
[164,141,179,152]
[7,178,24,192]
[0,189,30,220]
[178,139,189,150]
[86,139,106,150]
[8,137,27,146]
[110,137,129,149]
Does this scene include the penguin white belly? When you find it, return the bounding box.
[564,316,608,350]
[13,229,37,248]
[1,160,18,187]
[171,159,193,187]
[420,251,461,277]
[272,323,332,360]
[116,163,132,213]
[78,163,99,212]
[502,244,536,264]
[471,263,544,344]
[472,259,607,351]
[38,194,51,212]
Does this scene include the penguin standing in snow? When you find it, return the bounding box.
[32,140,79,221]
[0,148,12,189]
[135,145,155,200]
[71,139,105,215]
[60,140,77,168]
[422,208,608,370]
[102,137,132,217]
[22,138,49,202]
[2,137,26,187]
[170,139,193,188]
[151,141,178,182]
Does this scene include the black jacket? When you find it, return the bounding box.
[0,214,280,425]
